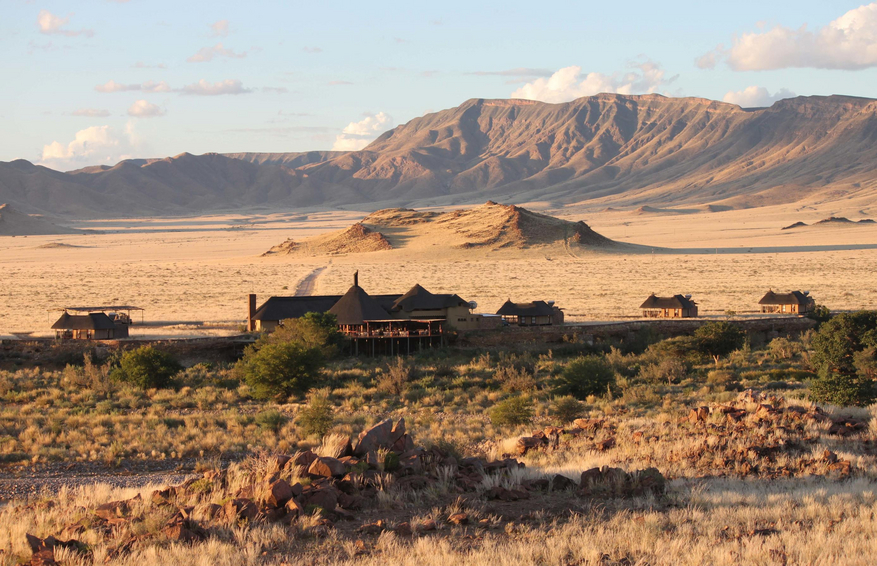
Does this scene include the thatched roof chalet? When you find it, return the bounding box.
[496,300,555,317]
[328,284,393,325]
[758,290,812,305]
[51,312,116,330]
[640,294,697,310]
[390,284,469,314]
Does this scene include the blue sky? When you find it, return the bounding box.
[2,0,876,170]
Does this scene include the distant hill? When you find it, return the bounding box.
[3,93,877,217]
[0,203,80,236]
[264,201,617,256]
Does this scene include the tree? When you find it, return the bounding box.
[111,346,182,389]
[554,355,615,400]
[694,322,745,366]
[809,311,877,406]
[489,396,534,426]
[235,341,324,400]
[295,389,334,438]
[262,312,343,358]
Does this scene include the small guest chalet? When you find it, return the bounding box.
[496,300,564,326]
[640,294,698,318]
[758,290,815,315]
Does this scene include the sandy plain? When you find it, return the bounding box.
[1,203,876,338]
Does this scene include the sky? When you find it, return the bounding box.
[2,0,877,171]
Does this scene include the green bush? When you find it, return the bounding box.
[376,357,415,396]
[255,410,288,433]
[489,396,534,426]
[295,389,334,438]
[550,395,584,424]
[810,311,877,406]
[554,355,615,400]
[263,312,343,358]
[235,341,324,400]
[111,346,181,389]
[694,322,745,366]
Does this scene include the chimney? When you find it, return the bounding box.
[247,294,257,332]
[354,270,359,287]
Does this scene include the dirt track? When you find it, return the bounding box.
[294,266,326,296]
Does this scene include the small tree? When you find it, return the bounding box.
[694,322,745,366]
[111,346,181,389]
[489,396,534,426]
[550,395,585,424]
[554,355,615,400]
[295,389,334,438]
[263,312,343,357]
[810,311,877,406]
[235,341,324,400]
[377,357,415,396]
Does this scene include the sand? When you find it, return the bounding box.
[0,203,875,337]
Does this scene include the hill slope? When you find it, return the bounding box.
[3,94,877,217]
[0,203,80,236]
[263,201,617,256]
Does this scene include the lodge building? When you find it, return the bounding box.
[640,294,698,318]
[758,290,815,315]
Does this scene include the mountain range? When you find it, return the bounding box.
[2,93,877,218]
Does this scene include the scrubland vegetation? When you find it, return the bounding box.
[2,312,877,564]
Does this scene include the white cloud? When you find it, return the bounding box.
[133,61,166,69]
[71,108,110,117]
[187,42,247,63]
[181,79,251,95]
[127,100,165,118]
[702,3,877,71]
[37,10,94,37]
[38,123,144,171]
[95,79,171,93]
[332,112,393,151]
[511,60,672,103]
[722,86,797,108]
[211,19,229,37]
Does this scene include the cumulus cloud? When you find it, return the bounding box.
[701,3,877,70]
[71,108,111,117]
[37,10,94,37]
[511,60,673,103]
[332,112,393,151]
[211,19,229,37]
[127,100,165,117]
[95,79,171,93]
[722,86,796,108]
[181,79,251,95]
[187,42,247,63]
[38,123,144,171]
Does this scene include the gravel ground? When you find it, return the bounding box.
[0,461,199,503]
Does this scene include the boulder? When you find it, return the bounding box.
[308,456,347,478]
[551,474,578,491]
[353,419,394,456]
[264,479,294,507]
[293,450,319,469]
[224,498,259,523]
[448,512,469,525]
[516,436,543,456]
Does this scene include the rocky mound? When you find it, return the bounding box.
[781,217,875,230]
[263,222,392,256]
[17,416,665,565]
[0,204,80,236]
[265,202,616,256]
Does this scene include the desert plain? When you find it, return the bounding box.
[1,201,875,338]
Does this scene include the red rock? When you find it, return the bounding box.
[293,450,318,469]
[417,519,437,532]
[516,436,543,456]
[358,520,387,535]
[448,512,469,525]
[224,498,259,522]
[394,522,412,536]
[596,437,616,451]
[353,419,395,456]
[308,456,347,478]
[823,450,838,464]
[94,499,132,520]
[265,479,294,507]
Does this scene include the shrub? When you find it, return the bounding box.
[489,396,534,426]
[768,337,800,361]
[234,341,324,400]
[255,409,288,433]
[639,358,688,385]
[554,355,615,400]
[550,395,584,424]
[261,312,343,358]
[493,365,536,392]
[646,335,701,364]
[694,322,745,366]
[296,389,334,438]
[377,357,415,396]
[111,346,181,389]
[810,311,877,406]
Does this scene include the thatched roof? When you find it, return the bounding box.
[496,300,555,317]
[391,284,469,313]
[252,296,343,322]
[759,290,812,305]
[51,312,116,330]
[328,285,392,325]
[640,294,697,309]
